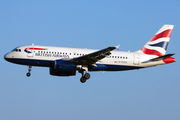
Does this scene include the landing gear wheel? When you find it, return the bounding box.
[26,72,31,77]
[26,65,32,77]
[84,73,90,79]
[80,77,86,83]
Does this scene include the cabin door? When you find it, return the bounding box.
[133,54,139,65]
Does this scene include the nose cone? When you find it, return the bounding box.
[4,53,8,61]
[4,53,11,62]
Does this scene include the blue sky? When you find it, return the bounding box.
[1,0,180,120]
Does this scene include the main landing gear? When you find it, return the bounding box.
[80,73,91,83]
[26,65,32,77]
[79,66,91,83]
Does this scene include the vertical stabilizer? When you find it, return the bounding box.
[139,25,174,56]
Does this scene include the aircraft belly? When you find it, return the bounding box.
[90,63,142,71]
[5,58,53,67]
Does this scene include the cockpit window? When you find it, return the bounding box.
[11,48,16,52]
[11,48,21,52]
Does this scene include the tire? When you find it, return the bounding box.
[80,77,86,83]
[84,73,90,79]
[26,72,31,77]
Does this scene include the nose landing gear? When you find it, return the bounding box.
[26,65,32,77]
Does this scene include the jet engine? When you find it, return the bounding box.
[49,59,76,76]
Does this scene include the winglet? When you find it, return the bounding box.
[115,44,120,50]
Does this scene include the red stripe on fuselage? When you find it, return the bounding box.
[141,47,163,56]
[149,29,172,42]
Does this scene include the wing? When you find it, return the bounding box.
[71,45,120,65]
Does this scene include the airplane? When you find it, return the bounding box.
[4,24,176,83]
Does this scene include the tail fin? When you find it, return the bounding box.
[140,25,174,56]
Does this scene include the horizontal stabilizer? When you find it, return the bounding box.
[142,54,175,63]
[150,54,175,61]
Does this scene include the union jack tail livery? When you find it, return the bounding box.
[140,25,174,56]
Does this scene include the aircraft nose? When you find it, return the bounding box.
[4,53,10,61]
[4,53,8,61]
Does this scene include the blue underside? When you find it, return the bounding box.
[5,58,142,71]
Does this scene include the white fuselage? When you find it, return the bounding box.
[4,45,165,71]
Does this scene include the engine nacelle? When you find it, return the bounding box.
[49,59,77,76]
[50,67,76,76]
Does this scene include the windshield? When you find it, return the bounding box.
[11,48,21,52]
